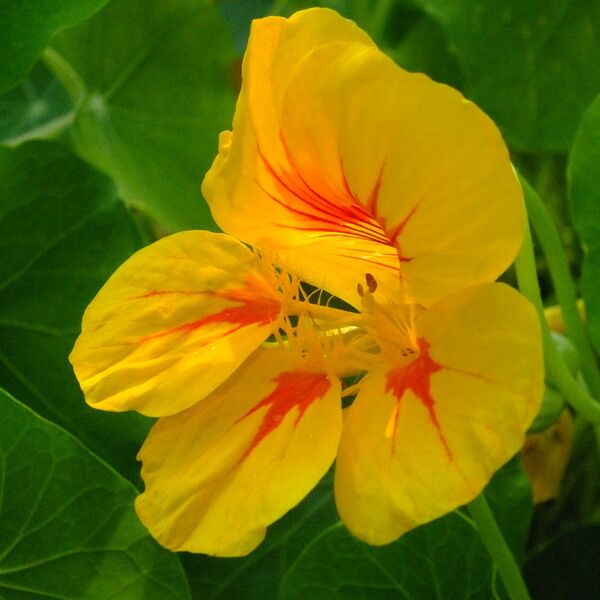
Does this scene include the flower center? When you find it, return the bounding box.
[356,273,420,368]
[257,255,422,383]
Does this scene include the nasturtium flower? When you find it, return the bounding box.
[70,8,543,556]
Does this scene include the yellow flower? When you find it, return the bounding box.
[70,8,543,556]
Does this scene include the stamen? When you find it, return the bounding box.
[355,270,420,366]
[254,249,384,383]
[365,272,377,293]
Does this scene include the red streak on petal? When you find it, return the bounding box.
[258,136,419,275]
[236,370,331,462]
[258,138,392,248]
[136,277,280,344]
[385,338,452,460]
[386,201,421,245]
[365,166,385,216]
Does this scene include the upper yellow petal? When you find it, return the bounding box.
[334,283,543,544]
[242,9,373,166]
[135,346,342,556]
[203,8,522,307]
[70,231,281,416]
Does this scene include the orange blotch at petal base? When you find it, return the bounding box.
[236,370,331,463]
[385,339,450,459]
[136,274,281,344]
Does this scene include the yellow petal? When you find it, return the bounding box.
[204,8,522,307]
[203,9,397,306]
[335,283,543,544]
[135,346,342,556]
[70,231,281,416]
[244,9,372,164]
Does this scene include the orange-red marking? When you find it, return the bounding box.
[236,370,331,462]
[135,277,280,344]
[256,134,419,268]
[259,137,392,246]
[385,338,452,460]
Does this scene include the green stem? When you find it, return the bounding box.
[515,217,600,423]
[42,47,86,104]
[467,494,531,600]
[519,174,600,399]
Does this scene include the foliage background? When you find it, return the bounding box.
[1,0,599,598]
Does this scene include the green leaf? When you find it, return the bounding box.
[47,0,236,231]
[279,459,529,600]
[568,91,600,352]
[0,61,73,146]
[217,0,270,53]
[389,14,464,90]
[0,140,151,483]
[414,0,600,151]
[0,388,190,600]
[182,474,339,600]
[280,517,495,600]
[183,460,531,599]
[0,0,109,94]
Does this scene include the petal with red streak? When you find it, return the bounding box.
[280,44,523,306]
[135,347,342,556]
[204,8,522,307]
[334,283,543,544]
[202,9,392,306]
[70,231,281,416]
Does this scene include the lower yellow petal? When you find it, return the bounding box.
[335,283,543,544]
[135,346,342,556]
[70,231,281,416]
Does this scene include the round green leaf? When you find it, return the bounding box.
[414,0,600,151]
[0,61,72,146]
[278,459,531,599]
[0,0,109,94]
[389,15,463,90]
[0,388,190,600]
[184,460,531,599]
[568,91,600,352]
[0,140,150,483]
[569,92,600,243]
[47,0,236,231]
[182,474,338,600]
